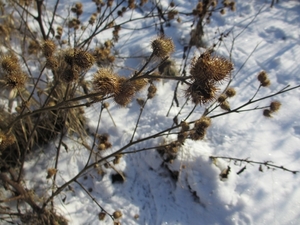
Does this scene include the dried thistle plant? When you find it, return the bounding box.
[186,51,233,105]
[151,36,175,58]
[92,68,120,96]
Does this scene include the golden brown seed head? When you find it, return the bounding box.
[217,94,227,103]
[225,87,236,97]
[65,49,95,69]
[190,52,233,83]
[196,117,211,129]
[147,84,157,99]
[42,40,56,57]
[113,210,122,219]
[92,68,120,96]
[180,121,190,132]
[151,36,175,58]
[220,101,231,111]
[5,72,28,89]
[136,98,145,107]
[46,168,57,179]
[45,56,58,69]
[257,71,268,83]
[114,78,136,106]
[186,80,218,105]
[98,212,106,220]
[1,54,20,73]
[131,78,148,92]
[261,79,271,87]
[0,132,15,149]
[270,101,281,112]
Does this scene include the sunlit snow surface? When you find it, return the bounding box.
[21,0,300,224]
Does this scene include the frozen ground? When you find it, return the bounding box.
[16,0,300,224]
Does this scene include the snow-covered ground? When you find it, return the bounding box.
[7,0,300,224]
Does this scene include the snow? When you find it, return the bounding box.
[2,0,300,224]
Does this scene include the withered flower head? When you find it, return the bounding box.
[270,101,281,112]
[114,78,136,106]
[186,80,218,105]
[64,49,95,69]
[42,40,56,57]
[225,87,236,97]
[92,68,120,96]
[5,72,28,89]
[1,54,20,73]
[151,36,175,58]
[190,51,233,83]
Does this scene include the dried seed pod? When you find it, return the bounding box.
[66,49,95,69]
[114,78,136,106]
[61,66,79,83]
[220,101,231,111]
[1,54,20,73]
[263,109,272,117]
[270,101,281,112]
[92,68,120,96]
[147,84,157,99]
[261,79,271,87]
[180,121,190,132]
[217,94,227,103]
[195,117,211,129]
[45,56,58,69]
[225,87,236,97]
[257,71,268,83]
[131,78,148,92]
[99,212,106,220]
[190,51,233,83]
[5,72,28,89]
[136,98,145,106]
[0,132,15,149]
[46,168,57,179]
[113,210,122,219]
[42,40,56,57]
[186,80,218,105]
[151,36,175,58]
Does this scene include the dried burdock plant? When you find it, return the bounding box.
[190,51,233,83]
[270,101,281,112]
[186,51,233,105]
[42,40,56,58]
[64,49,95,70]
[5,71,28,90]
[257,71,271,87]
[92,68,120,96]
[151,36,175,58]
[1,53,20,73]
[186,80,218,105]
[114,78,136,106]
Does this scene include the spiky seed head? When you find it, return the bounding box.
[270,101,281,112]
[217,94,227,103]
[65,49,95,69]
[186,80,218,105]
[92,68,120,96]
[151,36,175,58]
[177,131,188,143]
[5,72,28,89]
[1,54,20,73]
[114,78,136,106]
[46,168,57,179]
[45,56,58,69]
[225,87,236,97]
[99,212,106,220]
[220,9,226,15]
[220,101,230,111]
[113,210,122,219]
[42,40,56,57]
[257,71,268,83]
[261,79,271,87]
[61,67,79,83]
[0,132,15,149]
[196,117,211,129]
[190,52,233,83]
[98,143,106,151]
[263,109,272,117]
[131,78,148,92]
[147,84,157,99]
[136,98,145,106]
[180,121,190,132]
[190,129,206,141]
[103,102,110,108]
